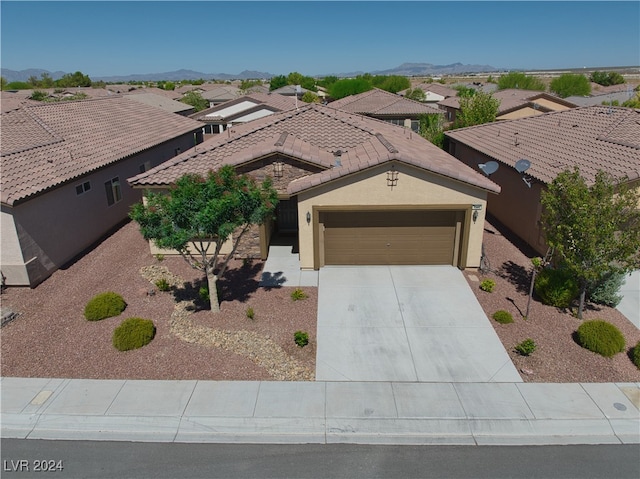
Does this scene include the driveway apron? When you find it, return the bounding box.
[316,265,522,382]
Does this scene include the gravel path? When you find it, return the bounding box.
[1,218,638,383]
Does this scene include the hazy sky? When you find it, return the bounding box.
[1,1,639,77]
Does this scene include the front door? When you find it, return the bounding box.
[276,197,299,233]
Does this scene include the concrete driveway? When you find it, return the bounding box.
[316,265,522,382]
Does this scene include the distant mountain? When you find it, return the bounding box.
[372,62,500,76]
[2,62,501,84]
[1,68,68,83]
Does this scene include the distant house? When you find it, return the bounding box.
[1,97,204,286]
[191,92,298,135]
[438,89,577,123]
[566,82,639,107]
[129,103,499,271]
[445,105,640,254]
[399,83,458,104]
[327,88,444,132]
[271,85,309,98]
[124,92,196,116]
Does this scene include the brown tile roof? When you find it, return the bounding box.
[327,88,442,116]
[1,96,203,206]
[402,82,458,98]
[445,105,640,185]
[124,92,194,114]
[129,103,499,195]
[438,89,574,114]
[1,91,41,112]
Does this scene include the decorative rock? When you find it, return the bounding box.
[520,368,535,376]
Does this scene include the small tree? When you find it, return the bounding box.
[301,91,320,103]
[269,75,287,91]
[180,91,208,112]
[328,78,372,99]
[589,71,625,87]
[497,72,546,91]
[550,74,591,98]
[405,88,426,102]
[419,113,445,148]
[130,166,278,313]
[453,91,500,128]
[540,168,640,319]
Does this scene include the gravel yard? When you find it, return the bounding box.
[1,218,639,383]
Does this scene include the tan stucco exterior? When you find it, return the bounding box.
[296,162,489,269]
[497,107,546,120]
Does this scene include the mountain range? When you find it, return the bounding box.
[2,62,500,83]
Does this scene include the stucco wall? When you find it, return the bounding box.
[296,162,489,269]
[1,207,29,285]
[451,142,547,255]
[3,131,199,286]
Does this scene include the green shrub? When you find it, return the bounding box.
[294,330,309,347]
[588,271,624,307]
[155,253,165,262]
[199,286,209,302]
[534,267,579,308]
[291,288,308,301]
[515,338,536,356]
[112,318,156,351]
[84,292,127,321]
[492,310,514,324]
[633,341,640,369]
[576,320,625,358]
[479,279,495,292]
[155,278,170,291]
[246,307,255,320]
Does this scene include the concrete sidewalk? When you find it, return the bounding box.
[2,377,638,445]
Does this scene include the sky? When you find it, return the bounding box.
[1,1,639,78]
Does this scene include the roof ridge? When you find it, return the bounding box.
[375,133,399,153]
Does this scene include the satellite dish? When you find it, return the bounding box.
[478,161,499,177]
[515,159,531,174]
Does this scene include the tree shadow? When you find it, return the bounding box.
[172,278,209,311]
[216,260,265,303]
[258,271,288,291]
[506,297,525,317]
[498,260,532,295]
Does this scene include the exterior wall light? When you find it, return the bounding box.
[306,211,311,225]
[473,210,479,223]
[472,204,482,224]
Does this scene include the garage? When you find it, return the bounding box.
[320,210,461,266]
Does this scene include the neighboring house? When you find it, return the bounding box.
[191,92,298,134]
[129,103,500,271]
[399,83,458,104]
[271,85,309,97]
[124,92,195,116]
[327,88,444,132]
[445,105,640,255]
[1,91,41,113]
[1,96,204,286]
[566,83,639,107]
[201,85,241,106]
[438,89,576,123]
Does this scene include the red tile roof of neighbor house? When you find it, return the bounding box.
[445,105,640,185]
[1,96,203,206]
[327,88,443,116]
[129,103,500,195]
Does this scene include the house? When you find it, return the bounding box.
[1,96,204,286]
[327,88,444,132]
[129,103,500,271]
[399,82,458,104]
[124,92,196,116]
[190,92,298,135]
[444,105,640,254]
[438,89,577,123]
[566,82,639,107]
[271,85,309,97]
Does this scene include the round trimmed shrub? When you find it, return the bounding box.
[113,318,156,351]
[492,310,514,324]
[576,320,625,358]
[633,341,640,369]
[84,292,127,321]
[534,267,579,308]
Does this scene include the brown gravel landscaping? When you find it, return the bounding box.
[1,217,639,383]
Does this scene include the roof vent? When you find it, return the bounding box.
[514,132,519,146]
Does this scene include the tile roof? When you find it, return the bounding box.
[191,93,298,122]
[402,82,458,98]
[445,105,640,185]
[129,103,499,195]
[124,92,194,114]
[1,91,41,113]
[327,88,442,116]
[1,96,203,206]
[438,89,573,114]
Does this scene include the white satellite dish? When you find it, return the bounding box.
[515,159,531,174]
[478,161,499,177]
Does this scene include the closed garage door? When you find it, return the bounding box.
[322,210,458,265]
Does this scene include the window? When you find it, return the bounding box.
[105,177,122,206]
[139,161,151,173]
[75,181,91,195]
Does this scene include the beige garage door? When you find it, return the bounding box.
[322,210,458,265]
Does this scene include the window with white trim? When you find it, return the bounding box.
[75,181,91,195]
[104,177,122,206]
